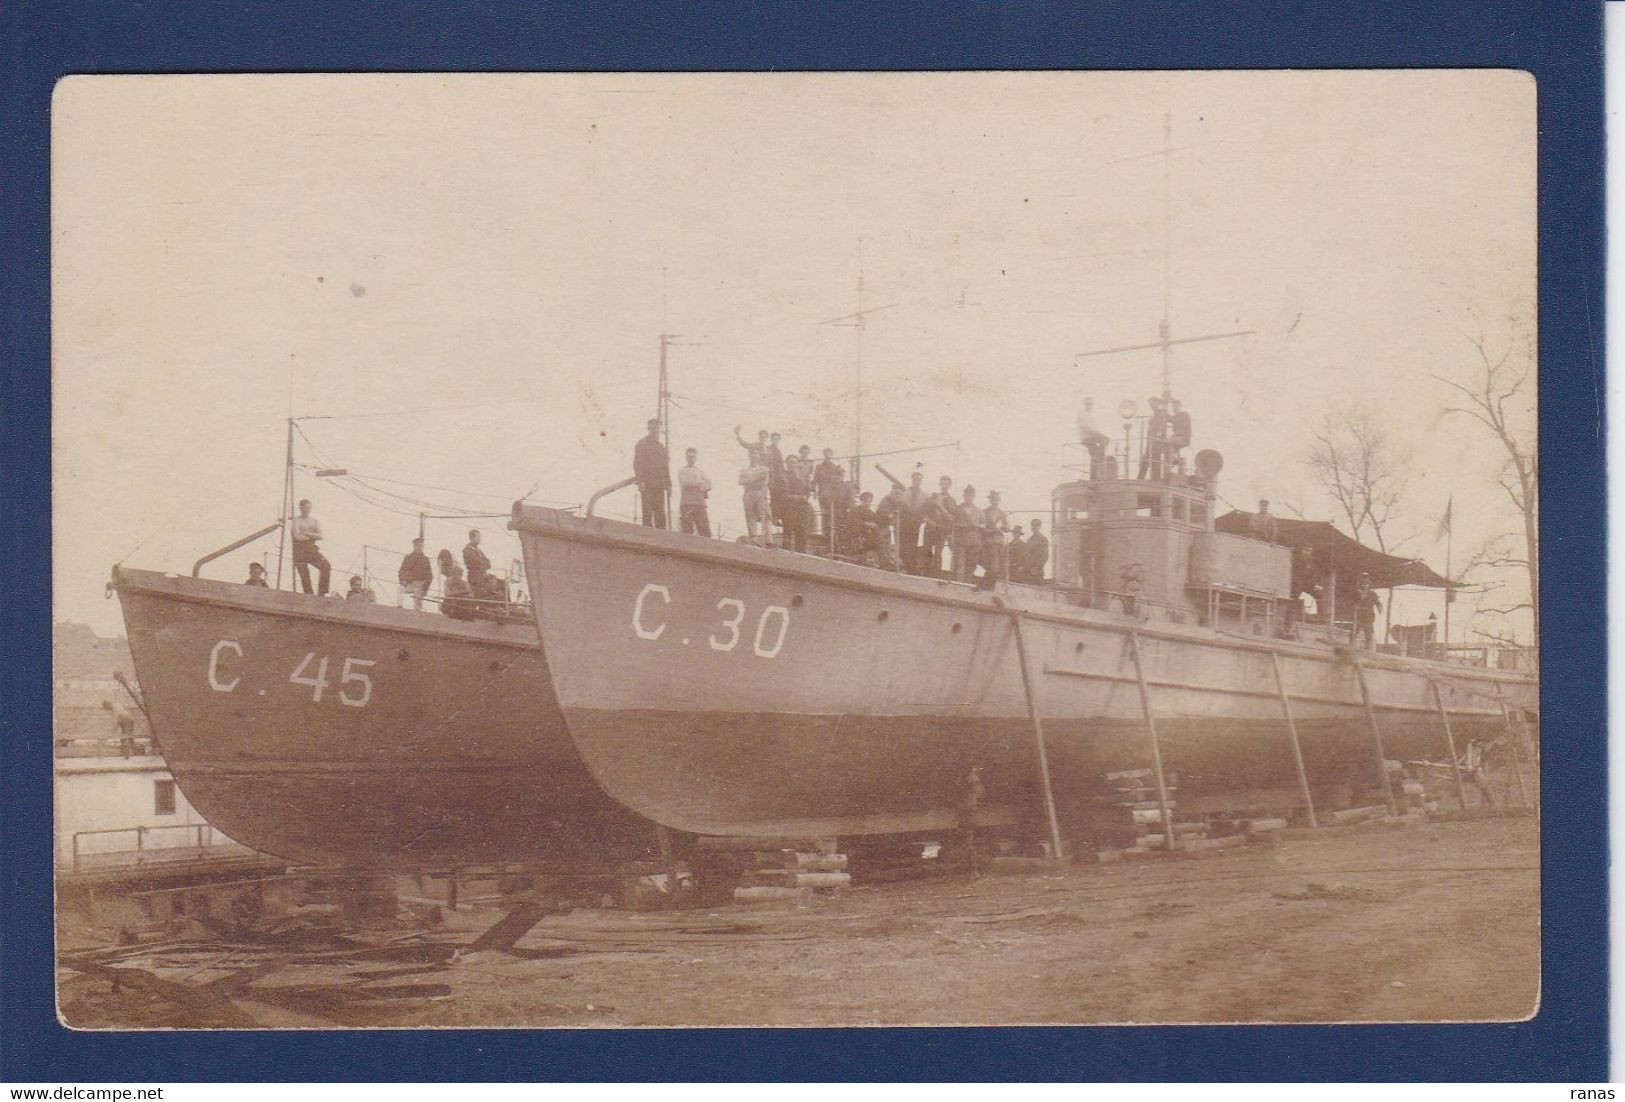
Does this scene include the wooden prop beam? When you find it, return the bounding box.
[1010,612,1067,861]
[1268,650,1318,829]
[1349,654,1400,817]
[1127,631,1178,851]
[1430,679,1471,812]
[1494,683,1534,811]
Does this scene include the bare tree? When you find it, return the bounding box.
[1431,332,1538,649]
[1305,403,1408,554]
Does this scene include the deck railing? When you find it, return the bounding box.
[67,823,254,873]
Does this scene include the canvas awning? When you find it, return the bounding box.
[1215,511,1461,590]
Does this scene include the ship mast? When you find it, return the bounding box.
[1075,112,1253,403]
[658,332,674,523]
[819,239,896,493]
[276,415,293,589]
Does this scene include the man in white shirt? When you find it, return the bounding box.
[1077,397,1110,480]
[290,498,332,595]
[739,449,771,547]
[678,448,713,537]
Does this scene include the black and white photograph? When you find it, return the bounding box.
[51,70,1539,1029]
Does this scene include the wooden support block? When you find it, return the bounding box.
[697,835,819,852]
[746,852,849,871]
[793,853,848,871]
[1328,805,1387,825]
[1244,818,1289,833]
[743,870,851,889]
[1106,768,1153,782]
[733,886,808,902]
[1355,816,1415,833]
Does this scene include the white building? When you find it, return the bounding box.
[53,622,257,876]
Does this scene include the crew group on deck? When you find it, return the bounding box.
[632,418,1051,587]
[242,499,523,622]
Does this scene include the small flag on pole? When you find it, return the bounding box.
[1435,495,1453,542]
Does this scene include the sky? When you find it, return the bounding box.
[52,70,1536,641]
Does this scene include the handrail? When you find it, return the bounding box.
[192,521,283,577]
[70,823,218,872]
[586,476,638,518]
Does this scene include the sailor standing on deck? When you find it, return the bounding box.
[814,448,842,539]
[464,528,507,608]
[463,529,492,587]
[952,486,983,584]
[1354,574,1382,650]
[980,491,1010,588]
[244,562,269,587]
[782,453,813,553]
[1023,519,1049,584]
[898,469,932,575]
[832,467,856,554]
[876,483,907,570]
[398,536,433,610]
[437,549,476,620]
[739,448,772,547]
[1167,398,1193,475]
[734,425,771,458]
[633,418,671,529]
[1138,396,1171,480]
[289,499,332,596]
[678,448,713,537]
[1077,398,1110,481]
[926,475,956,576]
[764,432,789,534]
[1007,525,1028,582]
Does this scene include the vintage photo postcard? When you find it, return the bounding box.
[51,70,1538,1029]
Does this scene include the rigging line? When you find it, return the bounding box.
[296,395,549,421]
[320,477,427,519]
[296,466,554,503]
[339,471,492,516]
[340,477,468,516]
[291,429,576,508]
[291,427,464,513]
[294,464,508,504]
[858,440,961,461]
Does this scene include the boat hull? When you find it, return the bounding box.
[112,568,658,871]
[513,507,1538,840]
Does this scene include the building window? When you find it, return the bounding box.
[154,779,177,815]
[1135,494,1161,518]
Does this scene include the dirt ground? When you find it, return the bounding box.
[59,813,1539,1028]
